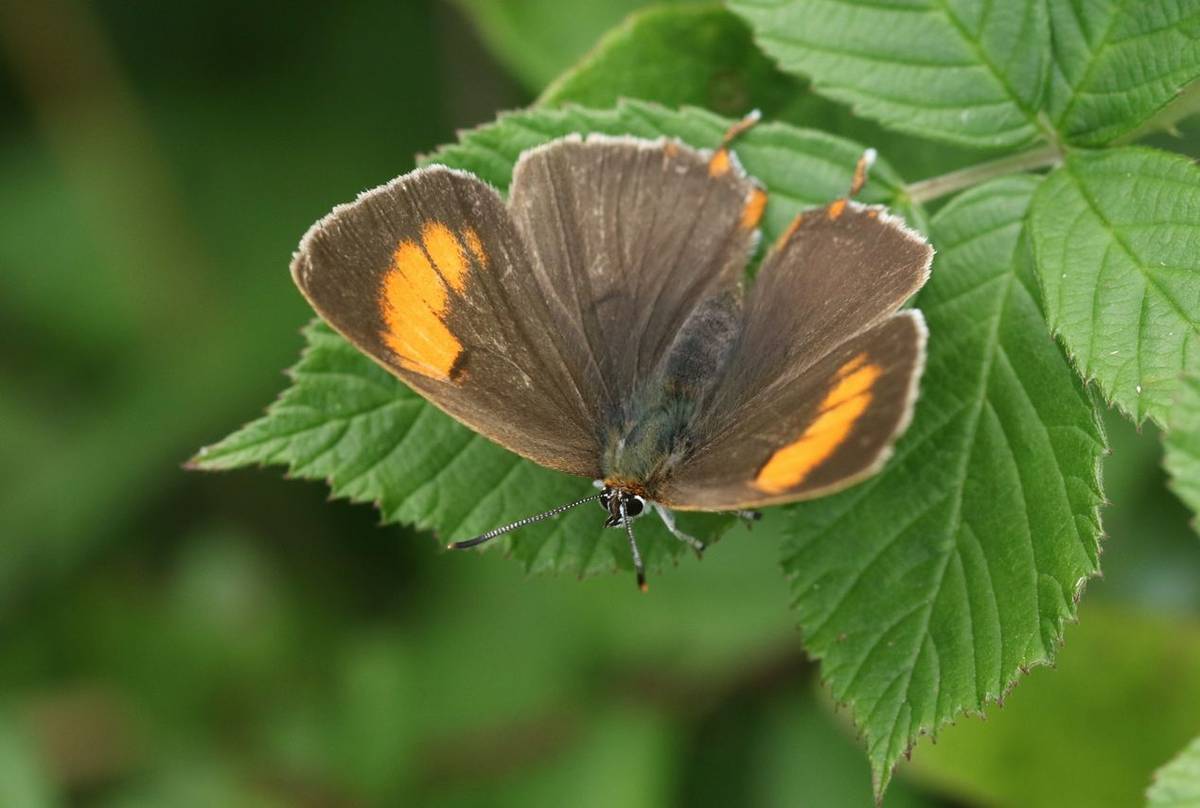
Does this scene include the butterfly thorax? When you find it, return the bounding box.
[601,392,695,497]
[600,291,741,498]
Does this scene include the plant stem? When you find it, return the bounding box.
[904,144,1063,204]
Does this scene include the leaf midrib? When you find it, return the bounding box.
[1052,0,1128,129]
[872,253,1017,766]
[932,0,1046,138]
[1064,159,1200,338]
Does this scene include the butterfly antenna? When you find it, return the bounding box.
[621,498,648,593]
[848,147,877,199]
[447,493,602,550]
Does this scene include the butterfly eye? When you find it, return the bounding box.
[624,495,645,518]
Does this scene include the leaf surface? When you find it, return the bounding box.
[1029,147,1200,425]
[1149,735,1200,808]
[1047,0,1200,145]
[729,0,1052,147]
[1165,375,1200,532]
[776,176,1104,796]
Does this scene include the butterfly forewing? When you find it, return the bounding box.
[507,134,764,416]
[291,166,601,475]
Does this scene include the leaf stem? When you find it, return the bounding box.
[904,144,1063,204]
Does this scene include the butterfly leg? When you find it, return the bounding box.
[653,504,706,558]
[621,499,649,592]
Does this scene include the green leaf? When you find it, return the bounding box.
[1150,735,1200,808]
[728,0,1051,148]
[901,606,1200,808]
[1029,147,1200,425]
[452,0,701,91]
[539,5,802,117]
[538,3,992,183]
[777,176,1104,798]
[1165,376,1200,532]
[1047,0,1200,146]
[194,101,903,579]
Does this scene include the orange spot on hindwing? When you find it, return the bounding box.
[828,199,847,220]
[378,221,481,380]
[754,353,881,494]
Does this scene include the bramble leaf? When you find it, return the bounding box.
[538,3,991,183]
[776,176,1104,797]
[1149,734,1200,808]
[452,0,702,91]
[1047,0,1200,146]
[1165,375,1200,533]
[728,0,1051,148]
[1029,147,1200,425]
[193,101,904,579]
[539,5,802,117]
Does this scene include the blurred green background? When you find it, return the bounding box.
[2,1,1200,805]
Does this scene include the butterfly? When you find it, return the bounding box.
[290,114,933,590]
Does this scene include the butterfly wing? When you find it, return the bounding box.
[506,134,765,417]
[662,201,933,510]
[291,166,601,475]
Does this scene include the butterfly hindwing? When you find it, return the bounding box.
[662,200,934,510]
[663,311,927,510]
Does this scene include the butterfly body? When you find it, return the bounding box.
[290,122,933,586]
[602,289,741,501]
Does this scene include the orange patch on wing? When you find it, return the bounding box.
[462,227,487,267]
[828,199,847,220]
[708,149,731,177]
[421,222,469,292]
[754,353,881,494]
[740,188,767,230]
[663,141,679,158]
[379,236,463,380]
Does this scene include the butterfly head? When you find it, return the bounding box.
[599,486,647,528]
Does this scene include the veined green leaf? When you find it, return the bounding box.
[537,3,992,183]
[452,0,701,91]
[1029,147,1200,425]
[728,0,1051,148]
[1165,375,1200,532]
[539,5,801,117]
[1149,735,1200,808]
[777,176,1104,798]
[193,101,903,580]
[1047,0,1200,146]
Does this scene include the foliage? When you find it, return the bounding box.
[192,0,1200,799]
[6,0,1200,804]
[1149,734,1200,808]
[1166,376,1200,530]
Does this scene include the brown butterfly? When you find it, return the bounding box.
[291,115,932,589]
